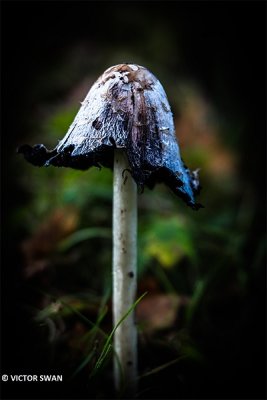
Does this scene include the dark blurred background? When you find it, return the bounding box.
[1,1,266,399]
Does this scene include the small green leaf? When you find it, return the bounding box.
[142,216,196,269]
[58,227,111,251]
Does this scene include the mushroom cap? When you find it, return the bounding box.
[18,64,202,209]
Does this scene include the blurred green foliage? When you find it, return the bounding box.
[15,67,265,393]
[3,2,265,398]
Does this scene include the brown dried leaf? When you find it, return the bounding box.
[175,85,237,178]
[136,294,189,334]
[21,206,79,278]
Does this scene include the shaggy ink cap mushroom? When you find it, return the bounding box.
[18,64,202,209]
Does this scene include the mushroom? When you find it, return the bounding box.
[18,63,202,394]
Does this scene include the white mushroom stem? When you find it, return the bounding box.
[112,149,138,394]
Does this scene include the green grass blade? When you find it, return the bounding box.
[71,306,108,378]
[139,355,186,379]
[90,291,148,377]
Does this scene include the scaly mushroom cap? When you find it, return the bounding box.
[18,64,202,209]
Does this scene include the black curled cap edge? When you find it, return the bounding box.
[18,63,203,210]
